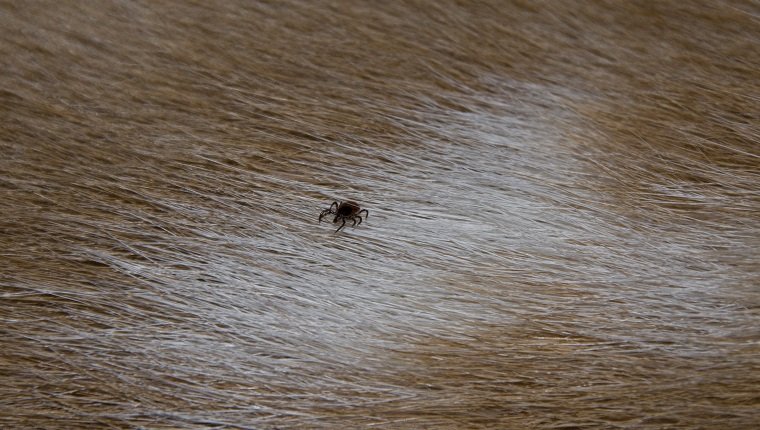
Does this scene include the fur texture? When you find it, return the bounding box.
[1,1,758,428]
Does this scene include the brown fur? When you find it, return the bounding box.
[1,1,758,428]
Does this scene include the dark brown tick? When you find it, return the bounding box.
[318,200,369,232]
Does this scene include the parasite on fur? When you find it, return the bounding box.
[318,201,369,232]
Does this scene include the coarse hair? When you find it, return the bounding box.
[1,1,758,428]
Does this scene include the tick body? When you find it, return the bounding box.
[318,200,369,232]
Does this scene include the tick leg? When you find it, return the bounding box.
[358,209,368,219]
[355,215,363,226]
[351,216,358,227]
[330,201,339,212]
[319,208,334,222]
[335,218,346,232]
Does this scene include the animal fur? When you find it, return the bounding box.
[1,1,758,428]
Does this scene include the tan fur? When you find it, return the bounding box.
[1,1,758,428]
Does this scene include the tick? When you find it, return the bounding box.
[318,200,369,232]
